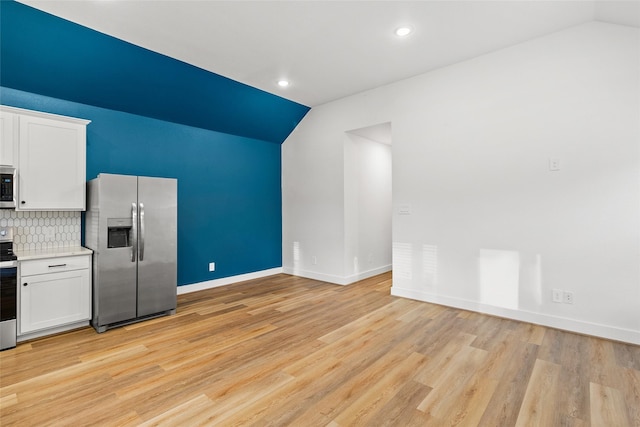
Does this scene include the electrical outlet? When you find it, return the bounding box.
[549,158,561,171]
[209,262,215,272]
[312,256,317,265]
[552,289,563,303]
[564,291,574,304]
[44,226,56,242]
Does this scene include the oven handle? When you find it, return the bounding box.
[0,260,18,269]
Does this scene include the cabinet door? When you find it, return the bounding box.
[17,114,86,210]
[0,111,17,167]
[19,269,91,334]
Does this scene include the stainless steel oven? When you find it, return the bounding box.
[0,227,17,350]
[0,167,17,209]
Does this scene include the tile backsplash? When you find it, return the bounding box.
[0,210,81,251]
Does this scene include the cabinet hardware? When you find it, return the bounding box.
[23,283,27,286]
[48,264,67,268]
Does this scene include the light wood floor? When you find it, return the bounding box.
[1,272,638,426]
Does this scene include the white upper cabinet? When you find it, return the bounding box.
[0,110,18,167]
[18,113,88,210]
[1,106,90,211]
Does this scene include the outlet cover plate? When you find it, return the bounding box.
[552,289,563,303]
[564,291,574,304]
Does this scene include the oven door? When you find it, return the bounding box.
[0,260,17,350]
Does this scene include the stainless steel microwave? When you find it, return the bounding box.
[0,167,16,209]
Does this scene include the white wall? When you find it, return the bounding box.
[344,132,392,282]
[281,120,392,284]
[282,22,640,344]
[282,106,347,283]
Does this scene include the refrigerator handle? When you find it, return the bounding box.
[131,202,137,263]
[139,202,145,261]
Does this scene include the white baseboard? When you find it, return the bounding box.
[390,286,640,345]
[177,267,283,295]
[282,264,391,286]
[281,267,346,284]
[342,265,392,284]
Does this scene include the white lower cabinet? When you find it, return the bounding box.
[19,255,91,335]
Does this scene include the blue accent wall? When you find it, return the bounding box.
[0,1,313,285]
[0,1,309,144]
[1,86,283,286]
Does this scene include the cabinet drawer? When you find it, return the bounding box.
[21,255,90,277]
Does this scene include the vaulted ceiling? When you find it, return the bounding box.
[0,1,309,144]
[2,1,638,144]
[16,1,640,107]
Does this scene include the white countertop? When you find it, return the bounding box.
[15,246,93,261]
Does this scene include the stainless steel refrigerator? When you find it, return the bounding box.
[85,173,177,332]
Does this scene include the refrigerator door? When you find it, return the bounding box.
[136,176,177,317]
[94,174,138,326]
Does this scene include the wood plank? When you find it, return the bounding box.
[370,380,433,426]
[318,297,416,344]
[590,382,632,426]
[273,341,418,426]
[477,340,539,426]
[588,336,624,389]
[416,345,488,416]
[555,332,591,425]
[515,358,562,426]
[332,351,429,426]
[514,322,546,345]
[620,367,640,426]
[1,272,638,426]
[138,394,214,426]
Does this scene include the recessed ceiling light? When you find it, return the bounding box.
[395,26,413,37]
[277,79,290,88]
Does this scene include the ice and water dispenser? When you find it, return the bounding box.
[107,218,132,248]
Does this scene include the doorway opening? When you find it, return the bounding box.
[344,122,392,282]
